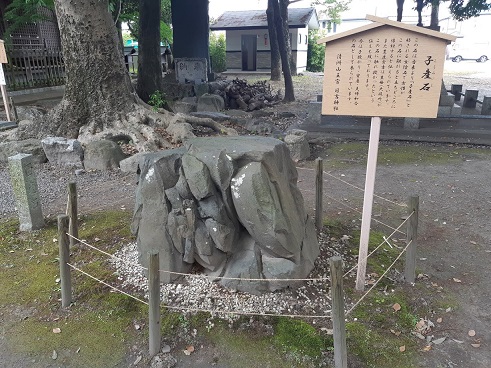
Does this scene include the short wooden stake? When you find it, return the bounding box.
[68,182,78,247]
[9,97,18,121]
[450,84,462,101]
[315,157,323,232]
[148,252,161,356]
[58,214,72,308]
[463,89,478,108]
[330,256,347,368]
[404,196,419,283]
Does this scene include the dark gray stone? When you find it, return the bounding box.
[41,136,84,168]
[83,140,126,171]
[197,93,224,112]
[132,137,319,293]
[0,139,46,164]
[285,129,310,161]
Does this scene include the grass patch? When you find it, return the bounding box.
[0,211,145,367]
[324,142,491,169]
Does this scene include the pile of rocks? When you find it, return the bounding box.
[131,136,319,294]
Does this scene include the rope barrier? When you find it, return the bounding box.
[297,167,407,208]
[342,211,414,278]
[345,239,412,317]
[67,263,148,306]
[66,263,333,319]
[67,233,330,283]
[303,188,406,235]
[160,304,332,319]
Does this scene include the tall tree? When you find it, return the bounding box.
[279,0,296,75]
[267,0,282,81]
[396,0,405,21]
[270,0,295,101]
[312,0,351,25]
[136,0,163,102]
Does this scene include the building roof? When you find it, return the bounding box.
[318,15,456,44]
[210,8,319,31]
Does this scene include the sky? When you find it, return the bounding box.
[208,0,443,21]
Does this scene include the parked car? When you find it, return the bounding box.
[448,40,490,62]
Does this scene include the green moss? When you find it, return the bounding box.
[347,322,415,368]
[0,211,143,367]
[272,317,329,360]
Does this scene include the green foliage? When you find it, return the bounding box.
[272,317,328,359]
[209,32,226,72]
[3,0,54,44]
[311,0,351,24]
[148,90,167,111]
[121,0,172,43]
[307,30,326,72]
[448,0,491,21]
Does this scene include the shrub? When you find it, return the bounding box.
[307,29,326,72]
[209,32,226,73]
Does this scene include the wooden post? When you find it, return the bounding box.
[0,60,11,121]
[404,196,419,283]
[68,182,78,247]
[355,116,381,291]
[450,84,462,101]
[315,157,323,232]
[330,256,347,368]
[148,253,161,356]
[58,214,72,308]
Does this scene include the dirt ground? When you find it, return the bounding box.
[2,63,491,367]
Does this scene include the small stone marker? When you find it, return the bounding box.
[8,153,44,231]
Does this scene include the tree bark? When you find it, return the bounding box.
[416,0,424,26]
[271,0,295,102]
[279,0,296,76]
[267,0,281,81]
[396,0,404,21]
[43,0,137,138]
[136,0,163,102]
[430,1,440,30]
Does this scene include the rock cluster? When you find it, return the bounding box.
[131,136,319,294]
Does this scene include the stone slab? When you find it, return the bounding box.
[7,153,44,231]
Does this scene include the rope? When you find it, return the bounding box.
[67,263,149,306]
[160,304,332,319]
[67,233,330,282]
[297,167,407,208]
[303,188,406,235]
[342,211,414,278]
[345,239,412,317]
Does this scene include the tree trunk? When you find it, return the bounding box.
[272,0,295,102]
[136,0,163,102]
[17,0,236,151]
[267,0,281,81]
[41,0,137,139]
[396,0,404,21]
[416,0,424,26]
[430,1,440,30]
[279,0,296,76]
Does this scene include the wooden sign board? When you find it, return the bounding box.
[318,15,456,118]
[0,40,7,64]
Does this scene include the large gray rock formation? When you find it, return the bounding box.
[131,137,319,294]
[41,137,84,168]
[83,140,126,171]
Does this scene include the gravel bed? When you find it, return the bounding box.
[0,163,135,219]
[110,231,360,323]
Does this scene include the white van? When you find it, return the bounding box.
[448,39,490,62]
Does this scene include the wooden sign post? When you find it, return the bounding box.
[0,40,12,122]
[318,15,456,291]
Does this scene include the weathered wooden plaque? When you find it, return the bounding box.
[0,40,7,64]
[319,16,456,118]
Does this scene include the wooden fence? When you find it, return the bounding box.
[4,43,65,91]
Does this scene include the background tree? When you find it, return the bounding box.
[267,0,282,81]
[121,0,172,43]
[270,0,295,101]
[136,0,163,103]
[311,0,351,25]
